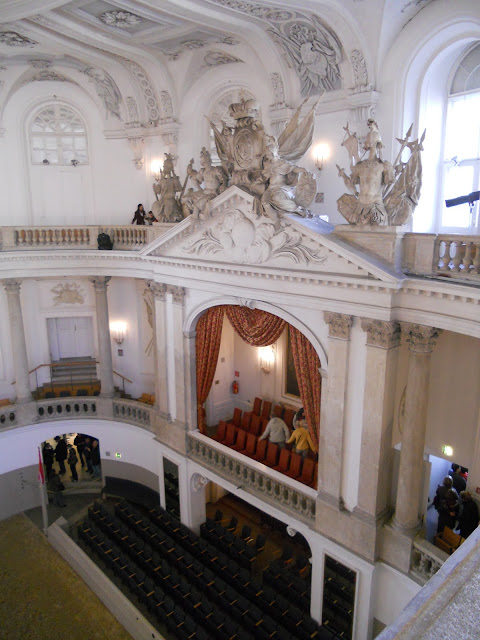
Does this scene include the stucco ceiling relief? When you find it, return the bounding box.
[100,10,142,30]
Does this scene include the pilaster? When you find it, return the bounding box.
[169,285,186,426]
[2,279,32,403]
[149,282,168,418]
[90,276,114,398]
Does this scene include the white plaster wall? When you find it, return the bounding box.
[206,315,235,425]
[372,563,421,628]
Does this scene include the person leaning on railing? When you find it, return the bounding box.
[131,203,146,225]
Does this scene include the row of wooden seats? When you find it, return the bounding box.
[227,398,298,431]
[213,424,317,488]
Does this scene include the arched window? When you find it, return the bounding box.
[441,44,480,233]
[30,104,88,165]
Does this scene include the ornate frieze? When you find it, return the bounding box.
[361,319,401,349]
[270,72,286,106]
[51,282,85,305]
[402,323,442,354]
[324,312,353,340]
[351,49,369,90]
[117,57,160,124]
[165,37,239,61]
[203,51,243,67]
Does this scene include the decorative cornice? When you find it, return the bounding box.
[361,319,401,349]
[89,276,111,292]
[168,285,185,305]
[402,323,443,354]
[2,278,21,294]
[146,280,167,301]
[324,311,353,340]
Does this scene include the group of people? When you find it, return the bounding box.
[259,407,315,458]
[433,464,479,540]
[44,434,102,508]
[131,204,157,225]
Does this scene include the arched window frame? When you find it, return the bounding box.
[29,103,89,166]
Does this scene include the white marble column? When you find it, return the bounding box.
[3,279,32,403]
[90,276,114,398]
[146,281,168,416]
[168,286,186,426]
[318,312,353,506]
[184,330,197,431]
[393,324,442,534]
[355,319,401,522]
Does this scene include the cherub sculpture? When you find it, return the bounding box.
[336,120,425,226]
[152,153,184,222]
[181,147,228,220]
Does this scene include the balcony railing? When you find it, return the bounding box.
[410,537,448,584]
[187,431,317,523]
[0,224,174,251]
[403,233,480,281]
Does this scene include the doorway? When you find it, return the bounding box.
[47,317,94,361]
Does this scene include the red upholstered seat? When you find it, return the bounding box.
[232,428,247,452]
[309,462,318,489]
[259,417,269,435]
[297,458,315,485]
[283,408,296,429]
[220,423,237,447]
[249,415,262,436]
[285,453,303,479]
[252,397,262,416]
[273,448,291,473]
[227,407,242,428]
[252,439,267,462]
[213,422,227,442]
[240,433,257,457]
[261,400,272,419]
[240,412,252,432]
[265,443,280,467]
[272,404,283,419]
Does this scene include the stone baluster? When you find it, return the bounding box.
[90,276,115,398]
[355,320,401,524]
[2,279,33,403]
[473,242,480,274]
[462,241,474,273]
[393,324,442,534]
[451,241,464,272]
[318,312,353,506]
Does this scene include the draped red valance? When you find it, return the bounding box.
[195,305,225,434]
[225,306,286,347]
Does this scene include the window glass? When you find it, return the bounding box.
[444,94,480,161]
[30,105,88,165]
[442,165,474,227]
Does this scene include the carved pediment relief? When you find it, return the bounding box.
[145,186,398,281]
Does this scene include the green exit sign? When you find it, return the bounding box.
[115,452,122,459]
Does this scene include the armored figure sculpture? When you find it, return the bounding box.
[336,120,425,226]
[181,147,228,220]
[152,153,184,223]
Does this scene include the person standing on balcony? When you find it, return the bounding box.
[287,419,315,459]
[54,436,67,475]
[131,203,146,225]
[259,415,290,449]
[458,492,479,539]
[67,445,78,482]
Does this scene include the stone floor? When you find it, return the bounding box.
[0,513,133,640]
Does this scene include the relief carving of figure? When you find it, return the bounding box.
[181,147,228,220]
[336,120,425,226]
[152,153,184,222]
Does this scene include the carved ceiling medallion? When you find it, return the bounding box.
[100,11,142,29]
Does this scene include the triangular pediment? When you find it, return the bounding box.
[142,186,400,282]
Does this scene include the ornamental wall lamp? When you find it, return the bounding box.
[110,321,127,345]
[259,345,276,374]
[313,143,330,172]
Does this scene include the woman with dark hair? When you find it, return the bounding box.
[131,203,146,225]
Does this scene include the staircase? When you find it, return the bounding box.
[51,357,97,384]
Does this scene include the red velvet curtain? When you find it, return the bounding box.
[196,306,225,434]
[289,325,321,452]
[225,306,286,346]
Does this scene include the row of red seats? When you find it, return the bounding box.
[213,423,317,488]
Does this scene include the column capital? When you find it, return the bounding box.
[361,318,401,349]
[146,280,167,301]
[402,323,443,354]
[2,278,22,294]
[324,311,353,340]
[89,276,111,292]
[168,285,185,305]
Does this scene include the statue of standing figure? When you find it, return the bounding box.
[152,153,184,222]
[336,120,425,226]
[181,148,228,220]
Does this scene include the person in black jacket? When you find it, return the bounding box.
[458,492,479,539]
[91,439,101,478]
[54,436,68,475]
[42,442,54,479]
[131,203,146,225]
[74,433,86,467]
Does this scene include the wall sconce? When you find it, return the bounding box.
[442,444,454,457]
[259,345,275,374]
[110,321,127,345]
[151,159,163,182]
[313,143,329,172]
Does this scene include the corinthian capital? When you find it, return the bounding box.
[324,312,353,340]
[402,323,443,354]
[89,276,111,292]
[168,285,185,305]
[146,280,167,301]
[3,279,22,295]
[361,319,401,349]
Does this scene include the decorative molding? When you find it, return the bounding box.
[160,91,174,118]
[324,312,353,340]
[191,473,208,492]
[361,319,401,349]
[32,69,69,82]
[165,37,239,61]
[0,31,37,47]
[168,285,185,304]
[117,57,160,125]
[2,278,21,294]
[100,11,142,29]
[203,50,243,67]
[238,298,256,309]
[147,281,167,301]
[89,276,111,292]
[402,323,443,354]
[51,282,85,305]
[127,136,144,169]
[351,49,369,89]
[125,96,141,127]
[286,525,298,537]
[270,72,286,106]
[83,67,122,120]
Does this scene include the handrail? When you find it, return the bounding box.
[14,362,133,386]
[112,370,133,384]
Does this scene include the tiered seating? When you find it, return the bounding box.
[322,555,356,639]
[164,471,180,516]
[211,398,319,488]
[79,500,327,640]
[263,549,312,613]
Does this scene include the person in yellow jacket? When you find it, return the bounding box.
[286,419,315,458]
